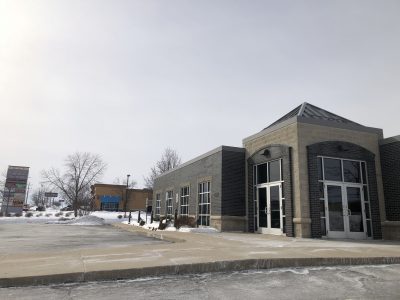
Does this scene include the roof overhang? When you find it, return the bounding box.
[243,116,384,144]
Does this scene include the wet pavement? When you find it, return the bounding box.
[1,264,399,299]
[1,223,400,288]
[0,224,166,254]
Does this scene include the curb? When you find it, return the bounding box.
[1,256,400,288]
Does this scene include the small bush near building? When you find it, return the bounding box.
[174,216,196,229]
[158,217,169,230]
[58,217,70,221]
[117,215,123,219]
[6,213,12,217]
[55,212,63,217]
[36,213,43,217]
[15,213,22,217]
[45,213,52,217]
[65,213,71,217]
[25,212,33,217]
[0,212,4,217]
[139,220,145,226]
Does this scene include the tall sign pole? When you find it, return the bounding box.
[124,174,131,218]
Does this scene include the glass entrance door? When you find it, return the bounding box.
[257,184,282,235]
[346,186,366,239]
[325,184,367,239]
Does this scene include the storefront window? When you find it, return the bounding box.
[323,158,342,181]
[256,160,282,185]
[269,160,281,182]
[343,160,361,183]
[257,163,268,184]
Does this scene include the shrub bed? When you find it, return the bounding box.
[175,216,196,229]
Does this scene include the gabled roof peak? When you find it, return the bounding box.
[264,102,363,130]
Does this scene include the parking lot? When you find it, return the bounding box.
[1,264,400,299]
[0,223,166,254]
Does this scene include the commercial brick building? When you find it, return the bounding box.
[91,184,152,212]
[153,103,400,240]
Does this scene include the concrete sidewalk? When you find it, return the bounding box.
[1,223,400,287]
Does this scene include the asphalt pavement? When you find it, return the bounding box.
[0,223,166,254]
[1,223,400,288]
[1,264,399,299]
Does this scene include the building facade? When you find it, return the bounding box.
[153,146,246,231]
[380,136,400,239]
[152,103,400,240]
[91,184,152,212]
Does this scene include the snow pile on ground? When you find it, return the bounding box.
[178,226,219,233]
[68,215,106,226]
[90,211,151,224]
[49,215,106,226]
[122,219,219,233]
[90,211,126,221]
[165,224,177,231]
[121,220,160,230]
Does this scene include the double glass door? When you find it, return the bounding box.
[325,183,367,239]
[257,183,282,235]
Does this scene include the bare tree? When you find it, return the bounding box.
[144,148,181,188]
[31,188,46,207]
[42,152,107,217]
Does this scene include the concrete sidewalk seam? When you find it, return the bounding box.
[1,256,400,288]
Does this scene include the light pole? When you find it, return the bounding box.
[124,174,130,217]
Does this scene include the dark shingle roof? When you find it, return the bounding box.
[264,102,363,130]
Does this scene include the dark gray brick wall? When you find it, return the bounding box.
[221,150,246,216]
[247,145,294,237]
[307,141,382,239]
[380,141,400,221]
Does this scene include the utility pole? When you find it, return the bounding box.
[24,182,31,206]
[124,174,130,218]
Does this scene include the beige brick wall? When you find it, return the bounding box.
[126,190,152,210]
[93,185,124,210]
[243,121,386,238]
[244,123,306,236]
[93,185,152,211]
[297,122,386,225]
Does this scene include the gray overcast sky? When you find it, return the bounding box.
[1,0,399,190]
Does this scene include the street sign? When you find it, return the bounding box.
[1,166,29,214]
[44,192,58,198]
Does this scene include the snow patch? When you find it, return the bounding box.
[178,226,219,233]
[49,215,106,226]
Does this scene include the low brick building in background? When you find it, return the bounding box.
[91,184,152,212]
[153,102,400,240]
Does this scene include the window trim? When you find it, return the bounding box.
[155,193,161,217]
[317,156,373,238]
[180,186,190,217]
[254,159,283,186]
[197,181,211,227]
[166,190,173,219]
